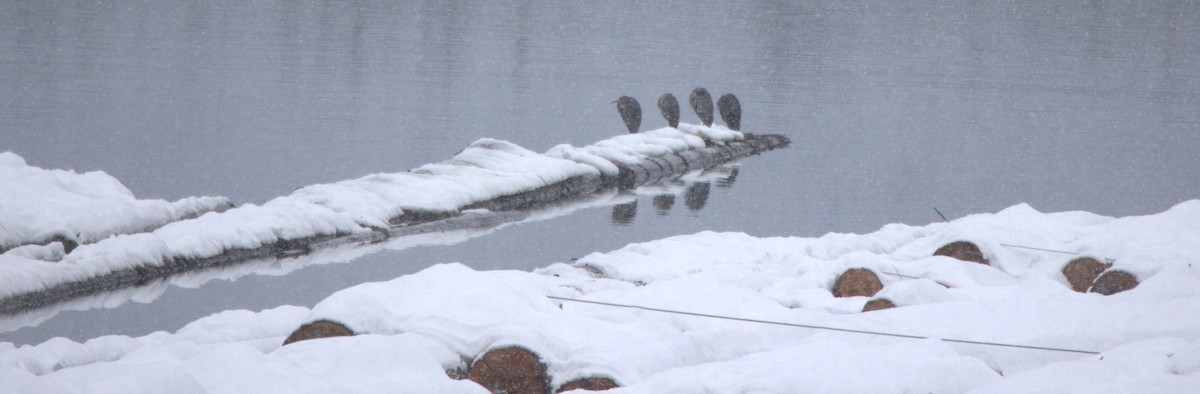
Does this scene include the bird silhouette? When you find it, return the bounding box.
[613,96,641,133]
[657,93,680,128]
[689,88,714,126]
[717,93,741,131]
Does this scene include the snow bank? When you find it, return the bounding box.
[0,128,752,302]
[4,201,1198,392]
[0,152,231,254]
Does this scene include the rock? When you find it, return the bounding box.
[468,346,548,394]
[1062,257,1110,292]
[557,376,620,392]
[1089,270,1139,295]
[862,298,896,312]
[832,268,883,298]
[933,241,989,265]
[282,319,354,346]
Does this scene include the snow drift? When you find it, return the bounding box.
[3,201,1198,392]
[0,152,231,255]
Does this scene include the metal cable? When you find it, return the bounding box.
[547,295,1100,355]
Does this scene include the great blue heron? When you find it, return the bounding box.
[613,96,641,133]
[717,93,741,131]
[689,88,714,126]
[657,93,680,128]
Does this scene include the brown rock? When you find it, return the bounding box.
[832,268,883,298]
[469,346,548,394]
[862,298,897,312]
[557,376,620,392]
[933,241,989,265]
[1062,257,1111,292]
[1089,270,1139,295]
[282,319,354,346]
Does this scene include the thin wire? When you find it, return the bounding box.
[548,296,1100,355]
[999,243,1080,256]
[1000,243,1116,264]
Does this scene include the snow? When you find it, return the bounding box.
[3,200,1199,392]
[0,152,231,253]
[0,126,741,299]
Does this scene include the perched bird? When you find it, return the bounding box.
[657,93,680,128]
[613,96,641,133]
[689,88,714,126]
[717,93,742,131]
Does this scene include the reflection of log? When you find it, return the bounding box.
[716,167,739,188]
[0,134,789,314]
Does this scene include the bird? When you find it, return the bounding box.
[613,96,641,133]
[689,88,714,126]
[657,93,680,128]
[717,93,741,131]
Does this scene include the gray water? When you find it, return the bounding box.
[2,1,1198,345]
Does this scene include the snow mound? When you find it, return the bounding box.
[0,152,231,254]
[4,201,1199,392]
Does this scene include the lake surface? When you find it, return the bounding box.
[2,1,1197,345]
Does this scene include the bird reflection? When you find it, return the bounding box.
[653,194,675,215]
[611,200,637,225]
[684,182,711,212]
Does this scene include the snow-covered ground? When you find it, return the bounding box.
[3,201,1198,392]
[0,125,744,301]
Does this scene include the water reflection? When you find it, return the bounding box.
[685,182,712,212]
[653,195,675,215]
[716,168,739,188]
[611,200,637,225]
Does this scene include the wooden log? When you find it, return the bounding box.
[468,346,549,394]
[862,298,897,312]
[282,319,354,346]
[1062,257,1110,292]
[1089,270,1139,295]
[933,241,989,265]
[832,268,883,298]
[557,376,620,392]
[0,134,789,314]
